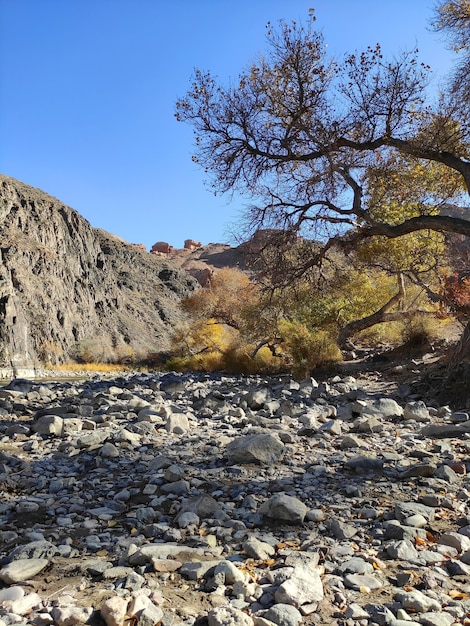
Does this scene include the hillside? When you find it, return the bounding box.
[0,175,197,375]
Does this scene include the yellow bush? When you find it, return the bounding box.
[279,320,342,378]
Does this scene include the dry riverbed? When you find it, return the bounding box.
[0,368,469,626]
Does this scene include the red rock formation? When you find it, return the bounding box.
[184,239,202,251]
[151,242,174,255]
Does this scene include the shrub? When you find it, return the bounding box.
[279,321,342,378]
[400,315,444,349]
[72,337,114,364]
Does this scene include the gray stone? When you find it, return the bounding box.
[32,414,64,435]
[327,518,358,540]
[179,494,220,518]
[344,573,383,590]
[439,531,470,553]
[165,412,190,434]
[226,433,284,464]
[208,606,254,626]
[415,613,455,626]
[337,557,374,575]
[136,604,164,626]
[263,604,303,626]
[386,539,419,561]
[403,401,431,422]
[243,536,276,560]
[394,501,435,522]
[8,540,57,561]
[213,560,246,584]
[51,606,95,625]
[420,422,470,438]
[259,494,308,524]
[0,558,49,584]
[274,562,324,607]
[395,589,441,612]
[180,560,221,580]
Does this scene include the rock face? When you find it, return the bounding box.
[0,175,197,373]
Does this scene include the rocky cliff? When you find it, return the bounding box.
[0,175,197,374]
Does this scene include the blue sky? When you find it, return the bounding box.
[0,0,457,250]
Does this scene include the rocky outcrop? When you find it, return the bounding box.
[151,241,174,255]
[184,238,202,251]
[0,175,197,373]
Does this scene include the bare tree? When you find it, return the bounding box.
[432,0,470,106]
[176,15,470,365]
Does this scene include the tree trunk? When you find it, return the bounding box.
[338,273,406,347]
[435,319,470,409]
[448,319,470,368]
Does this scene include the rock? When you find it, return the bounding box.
[151,241,173,254]
[327,518,358,540]
[184,239,202,251]
[386,539,419,561]
[226,433,284,464]
[51,606,95,625]
[263,604,303,626]
[0,176,197,370]
[0,558,49,584]
[344,603,371,620]
[274,561,324,608]
[180,560,221,580]
[208,606,254,626]
[213,560,246,584]
[415,613,455,626]
[344,572,383,590]
[0,370,469,626]
[100,596,129,626]
[243,537,276,560]
[394,501,435,522]
[179,494,220,518]
[32,414,64,435]
[403,401,431,422]
[259,494,308,524]
[420,422,470,438]
[7,591,42,616]
[8,540,57,561]
[394,589,441,612]
[165,413,190,434]
[133,603,164,626]
[438,531,470,553]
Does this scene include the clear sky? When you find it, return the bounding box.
[0,0,457,250]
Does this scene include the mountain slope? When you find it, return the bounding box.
[0,175,197,373]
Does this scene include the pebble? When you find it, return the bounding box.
[0,370,468,625]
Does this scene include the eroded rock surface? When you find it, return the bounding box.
[0,175,196,372]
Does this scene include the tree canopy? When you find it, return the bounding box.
[432,0,470,104]
[175,6,470,371]
[176,13,469,252]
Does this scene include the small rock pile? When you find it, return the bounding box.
[0,371,469,626]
